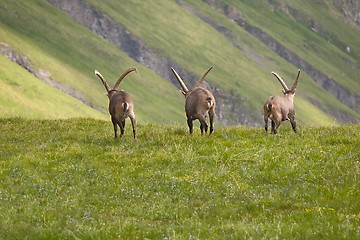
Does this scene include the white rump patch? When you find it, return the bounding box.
[123,102,130,111]
[207,99,213,108]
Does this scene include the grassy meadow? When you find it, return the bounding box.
[0,118,359,239]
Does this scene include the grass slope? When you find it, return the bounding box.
[0,0,184,123]
[0,55,106,120]
[224,0,360,92]
[0,0,359,125]
[0,118,359,239]
[87,0,360,124]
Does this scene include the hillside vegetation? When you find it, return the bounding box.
[0,0,359,126]
[0,118,359,239]
[0,54,106,120]
[0,0,184,124]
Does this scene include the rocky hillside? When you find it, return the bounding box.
[1,0,359,126]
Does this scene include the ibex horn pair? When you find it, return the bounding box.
[95,67,137,139]
[171,67,216,135]
[263,69,301,134]
[271,70,300,94]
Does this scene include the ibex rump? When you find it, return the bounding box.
[171,67,216,135]
[95,67,137,139]
[263,70,301,134]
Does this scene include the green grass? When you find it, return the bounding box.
[0,118,359,239]
[87,0,360,124]
[0,55,107,120]
[224,0,360,87]
[0,0,185,123]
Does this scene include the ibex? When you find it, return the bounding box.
[95,67,137,139]
[263,70,301,134]
[171,67,216,135]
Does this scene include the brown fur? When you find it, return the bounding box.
[264,70,300,134]
[171,67,216,135]
[95,68,137,139]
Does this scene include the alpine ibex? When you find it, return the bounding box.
[263,70,301,134]
[95,67,137,139]
[171,67,216,135]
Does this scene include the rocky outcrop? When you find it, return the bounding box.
[333,0,360,28]
[47,0,359,124]
[177,0,359,123]
[0,42,98,110]
[48,0,254,126]
[48,0,175,83]
[196,2,359,123]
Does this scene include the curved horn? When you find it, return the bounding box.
[95,70,110,92]
[194,66,213,89]
[271,71,289,91]
[171,67,189,93]
[113,67,137,90]
[290,70,301,92]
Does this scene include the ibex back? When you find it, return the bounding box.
[95,67,137,139]
[171,67,216,135]
[263,70,300,134]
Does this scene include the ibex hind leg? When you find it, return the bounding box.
[118,120,125,138]
[129,116,136,140]
[111,117,118,138]
[199,117,208,135]
[187,118,194,134]
[271,120,279,134]
[264,116,269,134]
[209,109,215,135]
[111,116,125,138]
[290,118,297,133]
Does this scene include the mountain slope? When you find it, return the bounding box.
[0,0,359,126]
[0,54,106,119]
[0,0,184,124]
[46,0,360,124]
